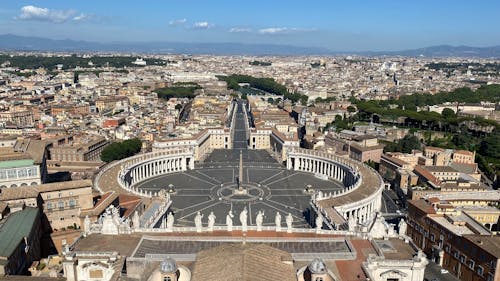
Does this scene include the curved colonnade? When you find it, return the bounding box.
[95,147,383,228]
[287,148,384,226]
[94,148,195,198]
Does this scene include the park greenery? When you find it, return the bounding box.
[354,85,500,132]
[383,135,422,153]
[101,138,142,163]
[217,74,309,105]
[426,62,500,76]
[321,85,500,181]
[379,84,500,110]
[249,60,272,66]
[155,82,201,99]
[0,54,166,70]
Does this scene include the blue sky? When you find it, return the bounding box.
[0,0,499,51]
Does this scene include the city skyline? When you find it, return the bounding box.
[0,0,499,51]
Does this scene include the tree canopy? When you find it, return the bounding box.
[101,138,142,163]
[155,83,201,99]
[217,74,308,105]
[384,135,422,154]
[0,54,167,70]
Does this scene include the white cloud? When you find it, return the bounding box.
[73,13,91,21]
[16,5,94,23]
[192,21,214,29]
[169,18,187,26]
[229,27,252,33]
[258,27,316,35]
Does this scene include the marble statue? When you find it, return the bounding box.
[256,210,264,232]
[132,211,140,229]
[194,211,204,232]
[207,211,216,232]
[348,214,357,231]
[315,214,323,231]
[83,215,91,234]
[166,212,174,232]
[275,212,282,232]
[239,207,248,232]
[226,210,234,232]
[101,206,120,235]
[317,190,323,200]
[286,213,293,233]
[398,219,407,236]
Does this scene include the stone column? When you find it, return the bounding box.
[189,157,195,170]
[181,157,187,171]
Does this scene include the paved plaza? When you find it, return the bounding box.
[136,149,344,228]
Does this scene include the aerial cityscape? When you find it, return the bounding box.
[0,1,499,281]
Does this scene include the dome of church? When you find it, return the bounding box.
[308,258,327,274]
[160,258,178,273]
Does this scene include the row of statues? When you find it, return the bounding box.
[226,208,294,232]
[164,208,297,232]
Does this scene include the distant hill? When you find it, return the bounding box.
[0,34,499,57]
[360,45,500,58]
[0,34,331,55]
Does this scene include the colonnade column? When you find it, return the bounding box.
[181,157,187,171]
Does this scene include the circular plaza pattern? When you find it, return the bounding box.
[134,149,345,228]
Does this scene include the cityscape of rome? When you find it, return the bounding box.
[0,1,499,281]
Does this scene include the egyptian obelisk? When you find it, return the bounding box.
[238,150,244,191]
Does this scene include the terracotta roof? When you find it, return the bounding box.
[37,179,92,193]
[454,150,474,156]
[80,191,118,217]
[408,199,437,215]
[463,235,500,258]
[0,186,39,201]
[413,165,441,186]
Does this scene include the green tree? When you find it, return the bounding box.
[480,134,500,159]
[384,135,422,153]
[101,138,142,162]
[442,108,456,119]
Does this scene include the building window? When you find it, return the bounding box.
[430,234,435,242]
[58,201,64,210]
[69,199,76,208]
[453,251,459,259]
[47,202,53,210]
[459,255,466,264]
[445,245,450,253]
[468,260,475,269]
[477,266,483,276]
